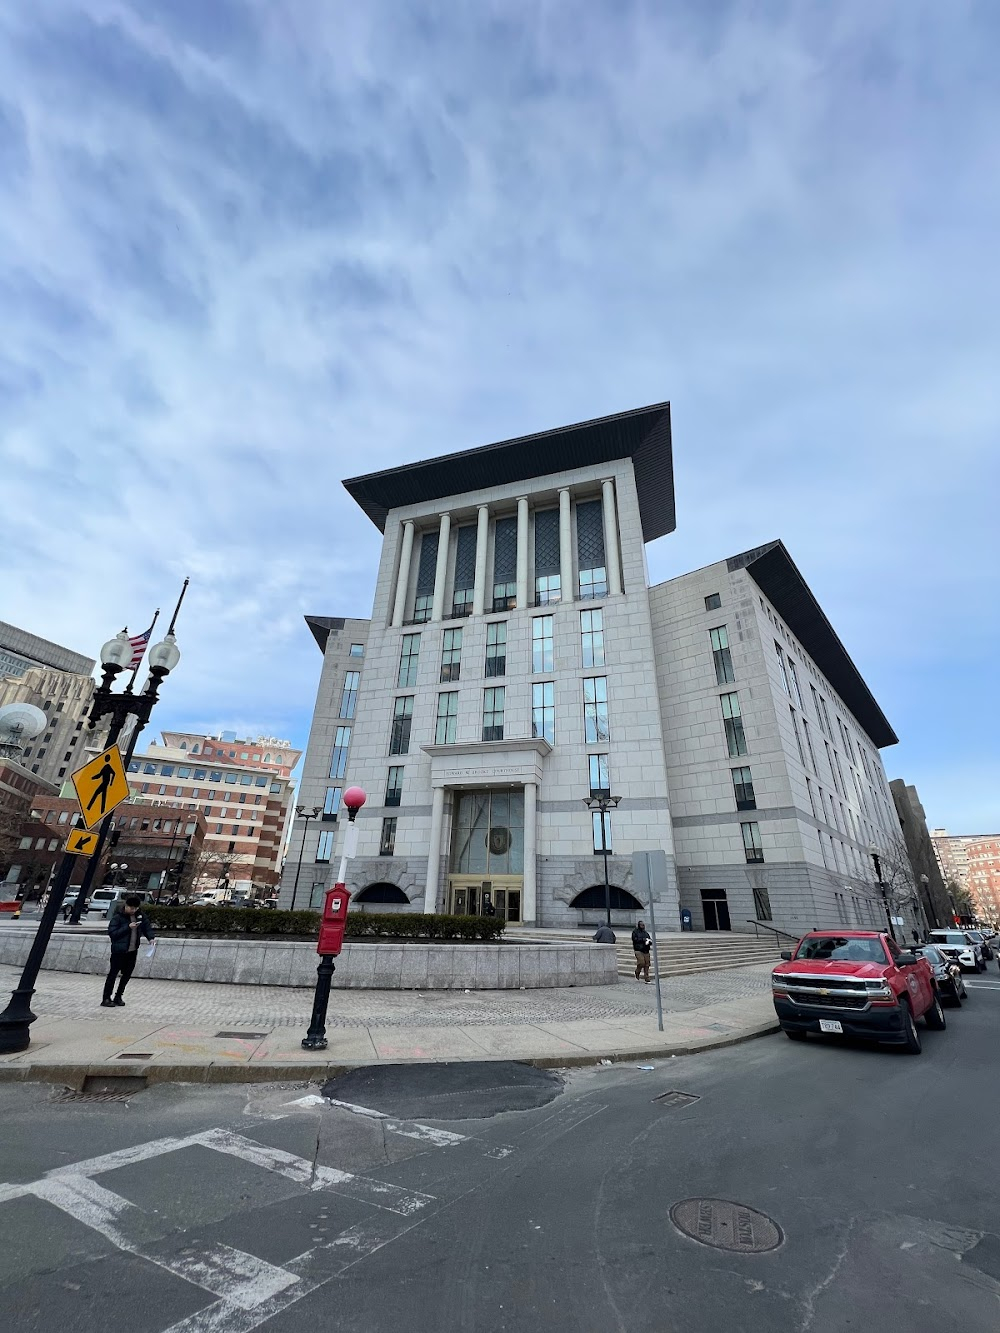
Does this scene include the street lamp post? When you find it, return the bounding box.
[290,805,323,911]
[109,862,129,890]
[0,591,186,1054]
[302,786,366,1051]
[583,794,622,927]
[869,844,896,943]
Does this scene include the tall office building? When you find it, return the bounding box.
[931,830,1000,924]
[285,403,914,936]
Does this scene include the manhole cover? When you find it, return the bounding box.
[654,1090,700,1108]
[670,1198,783,1253]
[53,1075,147,1102]
[215,1031,268,1040]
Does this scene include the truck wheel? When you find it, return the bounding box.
[901,1001,922,1054]
[924,995,947,1030]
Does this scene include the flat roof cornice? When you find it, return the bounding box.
[342,402,675,542]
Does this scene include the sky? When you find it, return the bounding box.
[1,1,997,832]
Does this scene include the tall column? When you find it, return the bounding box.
[601,479,623,596]
[391,521,415,628]
[522,782,538,925]
[558,487,573,604]
[516,495,529,608]
[472,504,489,616]
[431,512,451,622]
[423,785,446,913]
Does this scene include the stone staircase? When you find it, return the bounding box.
[518,928,787,978]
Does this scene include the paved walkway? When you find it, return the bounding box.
[0,961,778,1084]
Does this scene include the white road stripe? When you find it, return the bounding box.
[324,1097,468,1147]
[964,983,1000,989]
[32,1174,137,1250]
[157,1243,299,1310]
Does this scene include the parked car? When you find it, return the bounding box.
[927,929,984,973]
[85,888,128,919]
[771,930,945,1054]
[963,929,993,961]
[912,944,968,1006]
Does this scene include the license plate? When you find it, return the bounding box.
[819,1019,843,1034]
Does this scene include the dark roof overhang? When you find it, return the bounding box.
[728,541,899,749]
[342,402,674,543]
[305,616,345,654]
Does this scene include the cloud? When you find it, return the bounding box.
[1,0,997,830]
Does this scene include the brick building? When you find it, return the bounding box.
[931,830,1000,925]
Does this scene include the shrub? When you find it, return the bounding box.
[144,906,505,942]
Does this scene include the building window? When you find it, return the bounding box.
[493,514,518,611]
[350,642,364,657]
[316,830,335,862]
[787,657,804,708]
[330,726,352,778]
[534,574,561,605]
[774,642,790,695]
[705,592,721,611]
[435,692,459,745]
[530,616,554,673]
[802,717,818,770]
[583,677,610,743]
[412,594,432,623]
[385,767,404,807]
[720,693,747,757]
[398,634,420,688]
[482,687,505,741]
[741,821,764,863]
[324,786,342,816]
[390,698,413,755]
[532,682,555,744]
[161,765,175,777]
[451,523,477,617]
[752,886,772,921]
[576,498,607,599]
[379,818,397,857]
[589,753,610,798]
[790,707,807,767]
[533,508,561,605]
[711,627,735,685]
[340,671,360,719]
[731,766,756,811]
[592,810,612,854]
[581,609,605,669]
[485,622,507,678]
[441,628,462,682]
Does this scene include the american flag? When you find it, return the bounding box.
[127,627,152,668]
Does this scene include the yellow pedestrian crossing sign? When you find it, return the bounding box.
[66,827,100,857]
[71,744,131,830]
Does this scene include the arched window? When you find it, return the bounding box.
[570,886,643,911]
[354,883,410,904]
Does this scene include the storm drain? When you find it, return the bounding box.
[670,1198,783,1254]
[654,1090,701,1108]
[215,1031,268,1040]
[53,1075,148,1103]
[116,1052,153,1060]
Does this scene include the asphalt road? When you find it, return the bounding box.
[2,980,999,1332]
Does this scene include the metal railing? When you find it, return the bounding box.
[745,920,800,946]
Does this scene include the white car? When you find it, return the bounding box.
[928,929,984,973]
[86,888,128,919]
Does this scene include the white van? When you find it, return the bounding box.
[86,888,128,919]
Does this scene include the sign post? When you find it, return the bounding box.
[71,745,131,830]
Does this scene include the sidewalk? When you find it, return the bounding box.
[0,961,779,1085]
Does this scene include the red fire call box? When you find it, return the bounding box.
[317,886,351,956]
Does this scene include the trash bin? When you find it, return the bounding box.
[680,908,693,931]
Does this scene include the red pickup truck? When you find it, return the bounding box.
[771,930,947,1054]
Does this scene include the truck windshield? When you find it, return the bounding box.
[796,936,887,964]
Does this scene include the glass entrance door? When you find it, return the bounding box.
[449,877,522,923]
[701,888,731,931]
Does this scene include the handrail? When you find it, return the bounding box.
[746,920,800,945]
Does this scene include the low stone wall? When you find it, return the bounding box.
[0,931,618,990]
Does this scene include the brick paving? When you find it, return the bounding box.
[0,961,772,1030]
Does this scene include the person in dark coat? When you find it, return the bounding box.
[592,924,616,944]
[631,920,652,982]
[102,895,155,1007]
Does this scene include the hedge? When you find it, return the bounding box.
[144,906,506,942]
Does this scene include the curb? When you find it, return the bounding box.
[0,1021,780,1089]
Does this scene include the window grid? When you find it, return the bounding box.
[731,766,756,811]
[711,626,735,685]
[485,622,507,678]
[316,830,335,862]
[390,697,413,755]
[440,628,462,682]
[790,707,806,767]
[385,766,404,808]
[339,670,360,719]
[583,677,609,743]
[741,821,764,863]
[532,616,554,673]
[435,691,459,745]
[534,574,561,606]
[787,657,804,709]
[398,634,420,688]
[379,817,397,857]
[589,753,610,798]
[532,682,555,745]
[753,887,772,921]
[482,687,505,741]
[329,727,351,779]
[592,811,612,854]
[774,642,791,695]
[581,609,605,668]
[720,692,747,757]
[704,592,721,611]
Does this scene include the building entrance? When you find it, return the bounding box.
[700,888,731,931]
[448,877,522,923]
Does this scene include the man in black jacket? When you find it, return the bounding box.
[631,920,652,983]
[102,895,155,1007]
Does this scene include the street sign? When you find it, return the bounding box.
[71,745,131,830]
[65,828,100,858]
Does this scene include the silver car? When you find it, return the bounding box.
[928,929,984,973]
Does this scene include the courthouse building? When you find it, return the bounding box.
[283,403,910,936]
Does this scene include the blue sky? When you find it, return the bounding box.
[1,1,997,832]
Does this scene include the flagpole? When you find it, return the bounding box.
[166,577,190,636]
[125,608,159,693]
